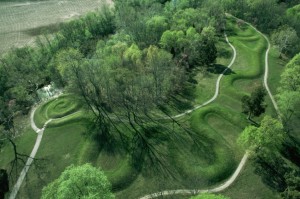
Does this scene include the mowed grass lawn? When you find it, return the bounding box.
[1,16,285,199]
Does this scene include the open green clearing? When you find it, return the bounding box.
[0,0,108,54]
[0,15,285,199]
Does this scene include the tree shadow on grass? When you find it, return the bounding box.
[218,46,232,59]
[207,64,236,75]
[224,28,238,37]
[169,95,194,112]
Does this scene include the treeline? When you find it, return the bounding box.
[224,0,300,57]
[0,5,115,134]
[1,0,300,195]
[0,0,223,172]
[243,53,300,199]
[56,0,225,169]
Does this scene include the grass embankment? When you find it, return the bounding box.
[166,15,269,190]
[33,95,83,128]
[2,16,285,199]
[152,15,282,198]
[16,95,135,199]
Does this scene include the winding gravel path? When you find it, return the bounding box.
[9,15,280,199]
[139,32,245,199]
[172,34,237,119]
[139,16,281,199]
[244,21,281,115]
[9,96,82,199]
[9,106,52,199]
[139,153,249,199]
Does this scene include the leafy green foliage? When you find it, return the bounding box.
[160,26,217,68]
[238,116,286,157]
[41,164,114,199]
[286,4,300,34]
[190,193,230,199]
[277,53,300,130]
[225,0,284,33]
[146,15,169,44]
[271,26,299,57]
[281,170,300,199]
[279,53,300,91]
[241,86,266,120]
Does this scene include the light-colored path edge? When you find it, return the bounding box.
[9,14,280,199]
[139,15,281,199]
[172,33,236,119]
[8,94,81,199]
[239,19,280,115]
[9,106,51,199]
[139,32,245,199]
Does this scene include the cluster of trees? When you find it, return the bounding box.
[52,0,225,170]
[0,4,116,189]
[0,0,224,190]
[239,53,300,198]
[224,0,300,57]
[277,53,300,133]
[41,164,114,199]
[114,0,222,68]
[241,86,266,122]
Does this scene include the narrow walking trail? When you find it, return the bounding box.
[172,34,237,119]
[9,96,82,199]
[139,16,281,199]
[9,15,281,199]
[9,106,52,199]
[139,32,245,199]
[245,22,281,115]
[139,153,248,199]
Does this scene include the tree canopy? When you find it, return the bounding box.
[41,164,114,199]
[277,53,300,130]
[271,26,299,57]
[238,116,286,157]
[241,86,266,121]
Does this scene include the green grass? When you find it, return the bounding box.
[164,15,270,188]
[159,34,234,115]
[17,121,89,199]
[221,162,280,199]
[1,15,286,199]
[34,94,83,128]
[0,128,36,168]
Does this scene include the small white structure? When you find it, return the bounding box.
[43,84,52,97]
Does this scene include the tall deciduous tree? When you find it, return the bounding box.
[271,26,299,58]
[241,86,266,121]
[277,53,300,134]
[279,53,300,91]
[146,15,169,45]
[41,164,114,199]
[238,116,286,158]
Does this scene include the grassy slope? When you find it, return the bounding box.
[221,162,280,199]
[113,34,239,199]
[1,16,287,199]
[219,17,287,199]
[17,119,89,199]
